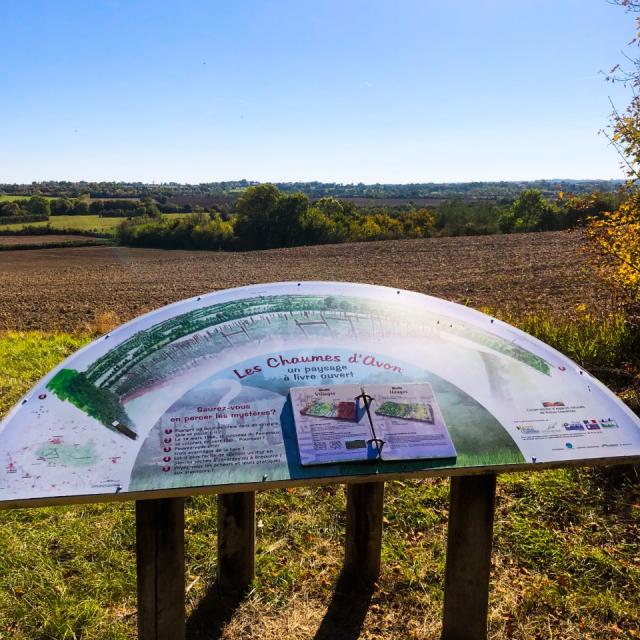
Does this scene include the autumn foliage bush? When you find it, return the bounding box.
[585,1,640,306]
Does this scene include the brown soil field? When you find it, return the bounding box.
[0,234,106,248]
[0,230,609,331]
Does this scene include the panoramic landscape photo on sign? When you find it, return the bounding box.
[1,281,639,506]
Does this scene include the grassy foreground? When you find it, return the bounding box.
[0,330,638,640]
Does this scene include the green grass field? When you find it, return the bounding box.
[0,330,638,639]
[0,214,189,236]
[0,195,37,202]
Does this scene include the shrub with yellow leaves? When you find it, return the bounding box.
[586,1,640,304]
[585,195,640,301]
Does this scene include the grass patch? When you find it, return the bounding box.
[0,329,639,639]
[514,311,637,370]
[0,214,190,237]
[0,195,54,202]
[0,332,91,415]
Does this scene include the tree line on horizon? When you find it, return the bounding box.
[114,184,620,251]
[0,185,622,250]
[0,195,201,225]
[0,177,624,203]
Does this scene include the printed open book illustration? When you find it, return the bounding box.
[289,383,457,465]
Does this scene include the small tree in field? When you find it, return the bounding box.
[0,201,22,217]
[587,0,640,302]
[511,189,556,231]
[27,195,50,217]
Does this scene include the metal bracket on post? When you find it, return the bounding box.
[217,491,256,595]
[136,497,186,640]
[441,474,497,640]
[344,481,385,585]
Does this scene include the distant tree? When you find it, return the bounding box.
[315,196,344,217]
[89,200,104,215]
[237,185,314,247]
[556,191,621,227]
[507,189,556,232]
[300,207,338,244]
[117,212,234,250]
[351,216,384,241]
[140,198,161,218]
[273,193,309,246]
[0,201,22,217]
[235,184,282,249]
[50,198,74,215]
[73,200,90,216]
[27,195,51,217]
[398,208,436,238]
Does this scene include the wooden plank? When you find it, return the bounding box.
[441,474,497,640]
[136,498,185,640]
[217,491,256,595]
[344,481,385,584]
[3,455,639,511]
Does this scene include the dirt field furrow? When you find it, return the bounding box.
[0,231,609,331]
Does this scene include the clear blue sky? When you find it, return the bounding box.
[0,0,636,183]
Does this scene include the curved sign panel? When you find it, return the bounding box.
[1,282,639,506]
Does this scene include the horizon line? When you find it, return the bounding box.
[0,177,626,187]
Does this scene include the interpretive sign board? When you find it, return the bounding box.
[1,281,639,507]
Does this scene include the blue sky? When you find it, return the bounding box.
[0,0,636,183]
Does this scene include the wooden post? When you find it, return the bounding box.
[217,491,256,595]
[344,481,385,585]
[441,474,497,640]
[136,498,185,640]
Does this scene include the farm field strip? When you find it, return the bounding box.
[0,213,190,235]
[0,234,109,248]
[0,230,609,331]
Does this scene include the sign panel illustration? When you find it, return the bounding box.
[2,282,639,505]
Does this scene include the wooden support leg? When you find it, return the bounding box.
[344,481,385,585]
[136,498,185,640]
[217,491,256,595]
[441,474,497,640]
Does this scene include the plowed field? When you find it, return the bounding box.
[0,234,107,249]
[0,230,609,331]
